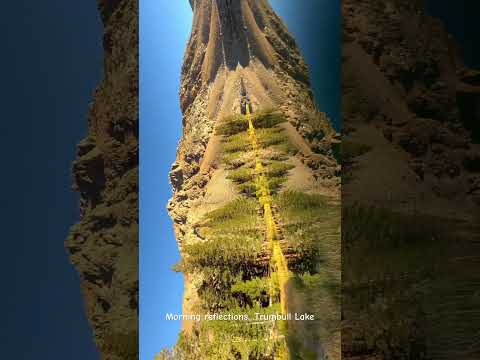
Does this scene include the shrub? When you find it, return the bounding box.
[216,114,248,136]
[216,109,287,136]
[226,166,254,184]
[182,198,262,275]
[221,151,249,169]
[231,277,274,305]
[236,176,287,196]
[198,303,282,359]
[222,132,251,153]
[102,331,138,360]
[202,198,258,228]
[256,128,289,148]
[252,109,287,129]
[183,233,261,273]
[265,161,294,178]
[275,191,340,273]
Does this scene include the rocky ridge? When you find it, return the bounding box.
[342,0,480,213]
[169,0,339,251]
[65,1,138,359]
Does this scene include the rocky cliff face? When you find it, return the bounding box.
[65,1,138,359]
[342,1,480,358]
[169,0,339,249]
[167,0,340,358]
[342,0,480,212]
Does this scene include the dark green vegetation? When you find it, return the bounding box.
[222,128,292,154]
[342,204,440,358]
[172,197,288,358]
[175,198,264,310]
[276,191,340,275]
[220,110,295,200]
[216,109,286,136]
[276,191,341,359]
[301,109,339,158]
[102,331,138,360]
[226,161,295,196]
[342,204,480,359]
[220,110,296,173]
[167,109,341,359]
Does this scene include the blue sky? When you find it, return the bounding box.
[270,0,341,130]
[140,1,340,359]
[1,0,102,358]
[140,1,191,360]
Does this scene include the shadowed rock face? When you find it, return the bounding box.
[342,1,480,359]
[65,1,138,359]
[342,0,480,211]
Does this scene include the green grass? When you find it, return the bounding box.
[266,152,289,162]
[222,128,290,154]
[273,141,297,155]
[222,132,252,153]
[342,204,447,276]
[221,151,250,169]
[226,166,254,183]
[215,114,247,136]
[177,198,266,312]
[288,273,340,360]
[251,109,287,129]
[182,198,261,271]
[216,109,287,136]
[200,198,260,234]
[265,161,294,178]
[227,161,293,196]
[274,191,341,359]
[276,191,332,221]
[173,303,284,359]
[275,190,340,274]
[236,180,257,195]
[182,232,262,279]
[236,176,287,196]
[256,128,289,148]
[341,204,462,358]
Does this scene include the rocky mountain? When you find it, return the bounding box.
[65,0,138,359]
[342,0,480,213]
[167,0,340,358]
[342,1,480,358]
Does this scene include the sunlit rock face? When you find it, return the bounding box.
[170,0,339,265]
[181,0,311,114]
[168,0,340,358]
